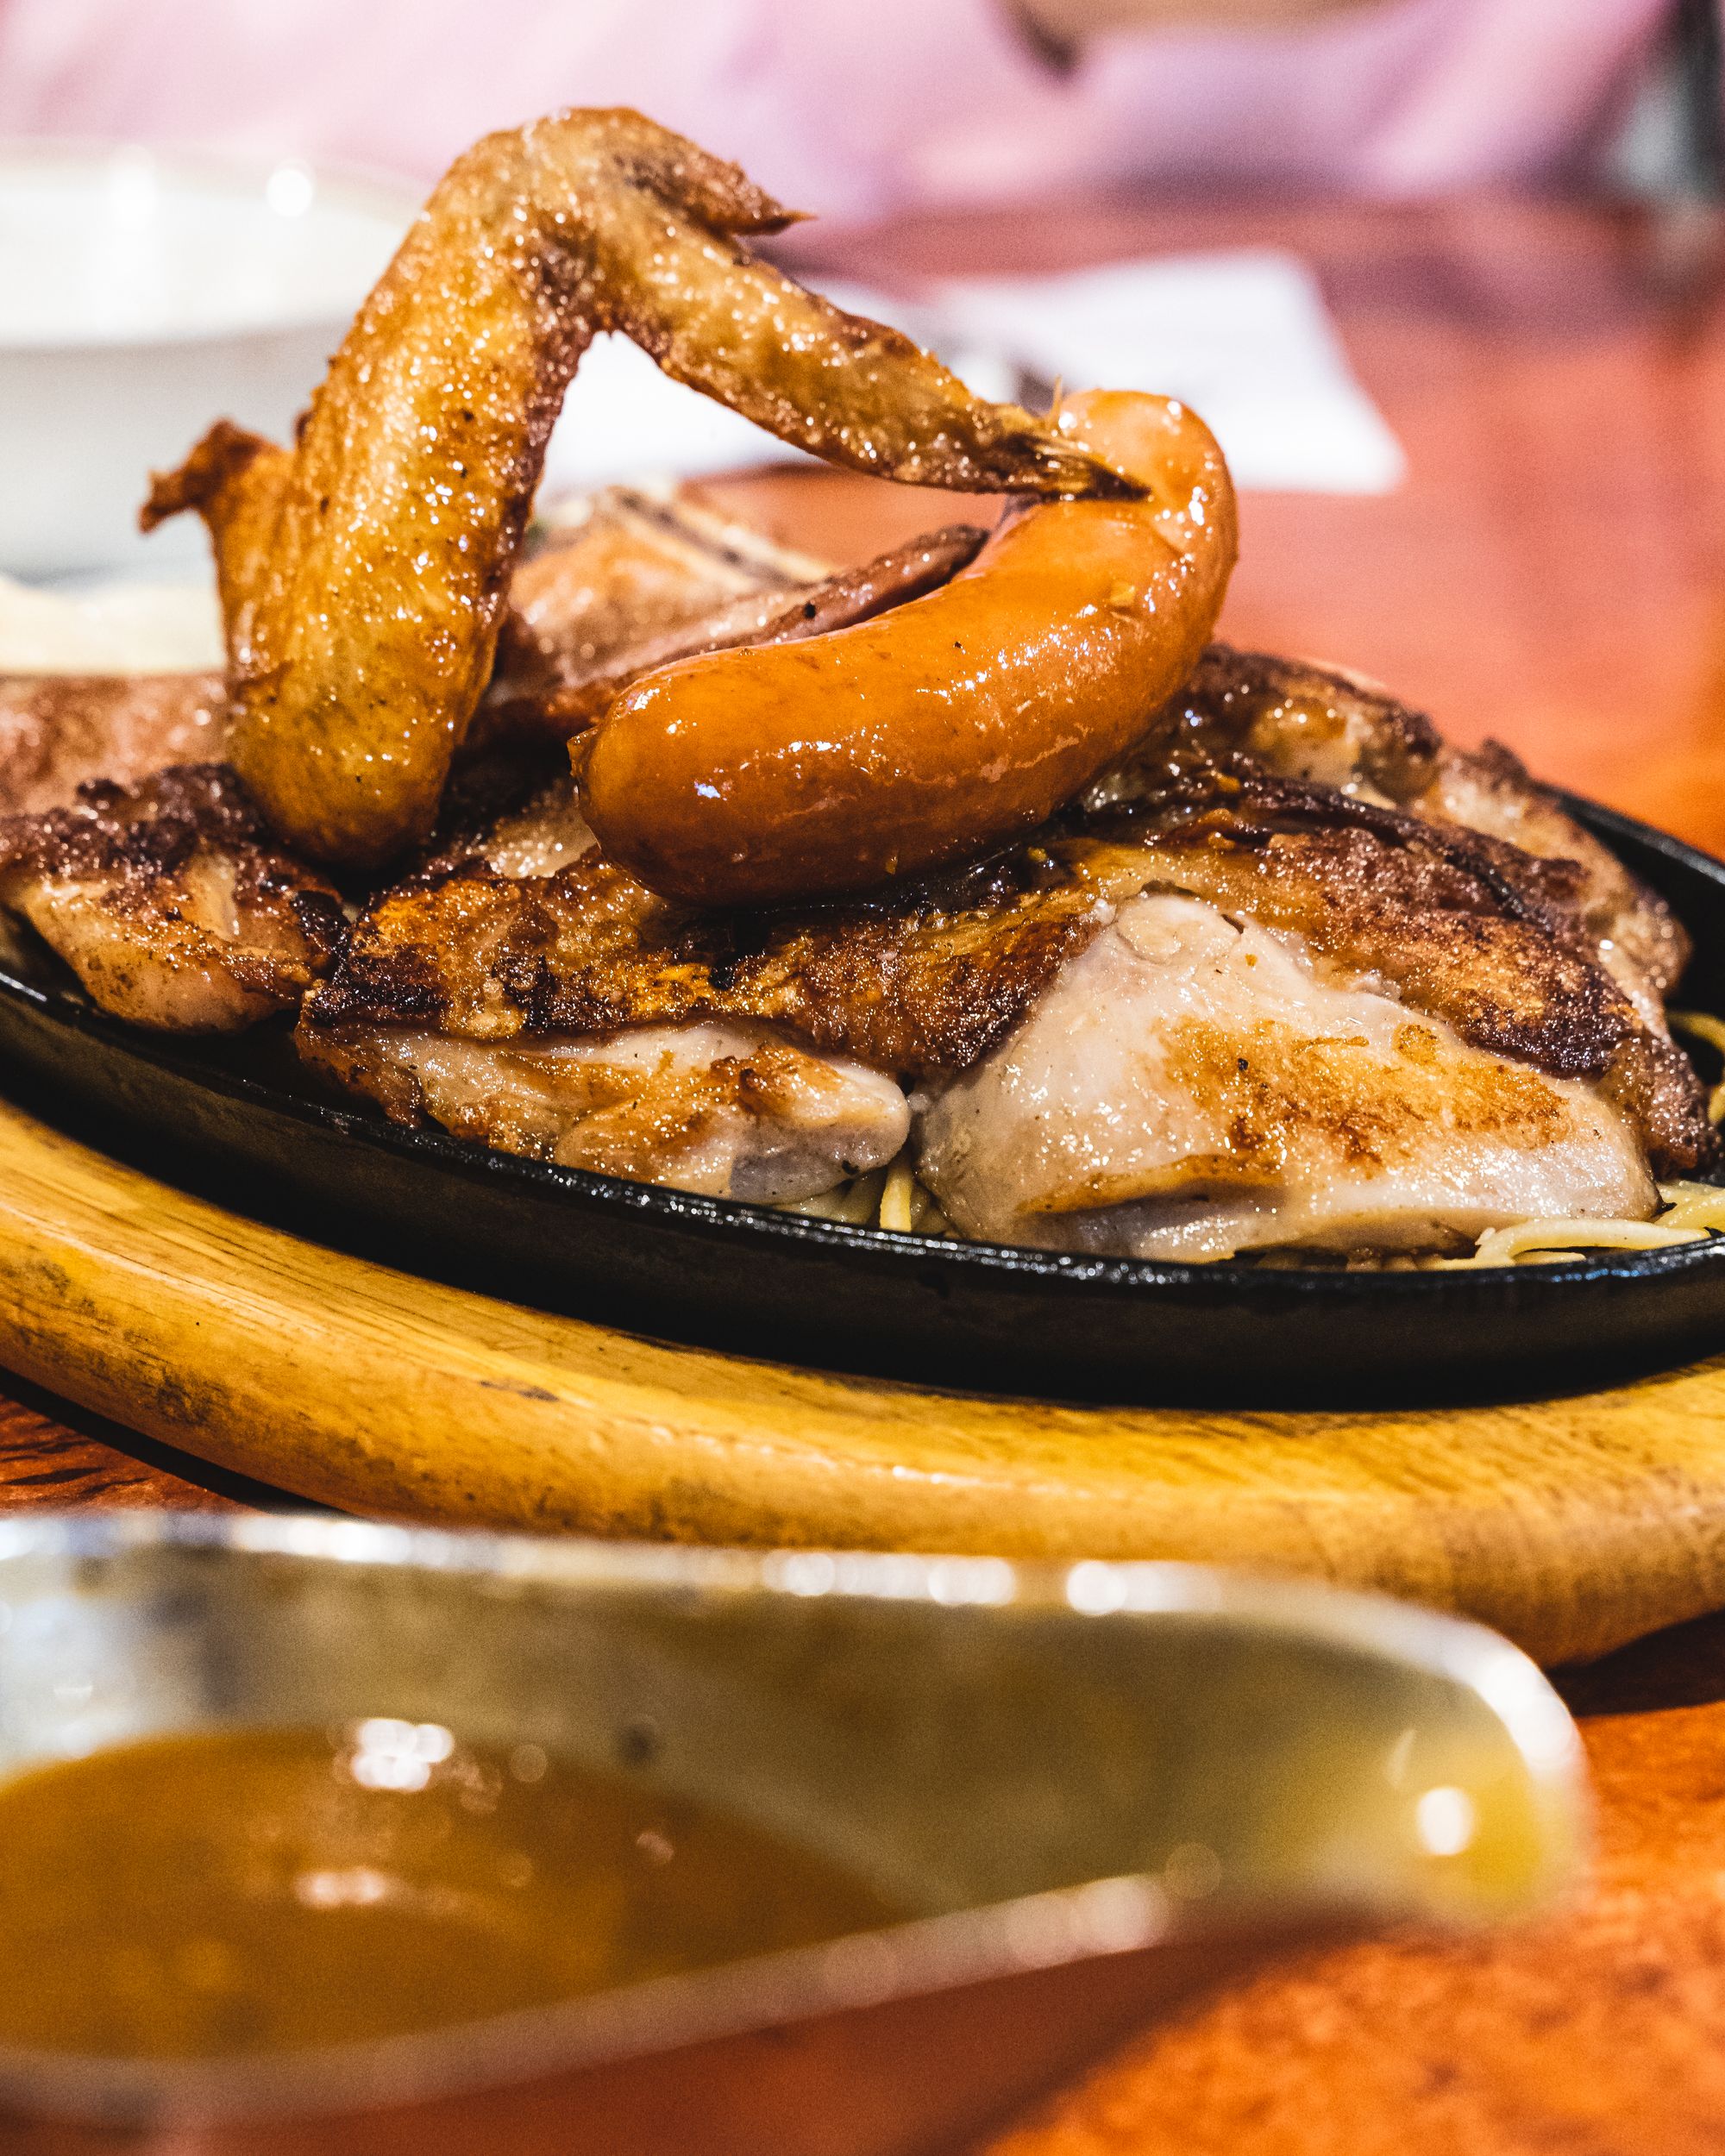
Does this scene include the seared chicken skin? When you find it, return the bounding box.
[0,765,342,1031]
[1151,647,1686,1012]
[919,891,1655,1261]
[304,743,918,1203]
[297,774,1082,1202]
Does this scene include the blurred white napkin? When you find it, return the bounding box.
[541,252,1403,498]
[930,251,1404,496]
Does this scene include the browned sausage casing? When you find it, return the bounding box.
[580,390,1237,907]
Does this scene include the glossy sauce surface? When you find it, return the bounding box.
[0,1724,900,2058]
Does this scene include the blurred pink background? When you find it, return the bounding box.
[0,0,1694,220]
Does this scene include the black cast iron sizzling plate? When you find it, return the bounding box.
[2,796,1723,1407]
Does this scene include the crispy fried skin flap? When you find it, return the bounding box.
[304,842,1106,1081]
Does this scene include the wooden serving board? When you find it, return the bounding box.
[3,1091,1725,1667]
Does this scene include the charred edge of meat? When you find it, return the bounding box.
[300,837,1105,1082]
[524,484,830,586]
[1168,648,1687,996]
[1078,751,1596,934]
[1434,735,1691,993]
[1171,644,1445,802]
[0,762,348,966]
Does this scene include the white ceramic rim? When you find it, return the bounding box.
[0,136,423,354]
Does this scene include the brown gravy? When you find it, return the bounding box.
[0,1723,900,2058]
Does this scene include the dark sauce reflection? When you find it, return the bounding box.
[0,1722,903,2058]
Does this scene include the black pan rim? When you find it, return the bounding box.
[2,789,1722,1307]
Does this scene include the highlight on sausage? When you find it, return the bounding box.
[143,108,1132,872]
[579,388,1238,908]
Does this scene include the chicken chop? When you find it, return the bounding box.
[0,589,1710,1255]
[295,652,1711,1250]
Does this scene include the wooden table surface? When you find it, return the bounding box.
[6,193,1725,2152]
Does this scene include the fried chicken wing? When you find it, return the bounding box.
[0,765,343,1031]
[146,109,1128,871]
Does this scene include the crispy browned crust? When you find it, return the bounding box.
[304,838,1103,1080]
[306,699,1716,1171]
[0,673,229,818]
[1062,754,1713,1175]
[1152,645,1688,997]
[1145,644,1444,803]
[0,764,346,1027]
[1416,736,1690,996]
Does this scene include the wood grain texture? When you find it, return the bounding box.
[3,1089,1725,1668]
[0,1377,277,1514]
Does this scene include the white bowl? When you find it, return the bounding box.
[0,142,416,577]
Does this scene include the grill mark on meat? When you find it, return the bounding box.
[481,483,832,743]
[1154,1014,1577,1181]
[1021,1021,1581,1215]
